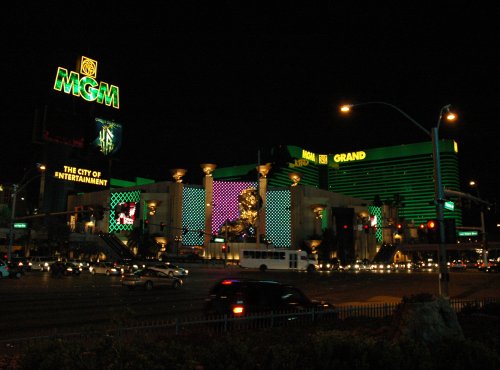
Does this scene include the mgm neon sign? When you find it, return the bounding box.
[53,56,119,109]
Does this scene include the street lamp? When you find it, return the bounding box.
[340,102,456,298]
[469,180,488,266]
[7,164,46,263]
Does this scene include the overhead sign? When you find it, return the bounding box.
[13,223,28,229]
[458,231,478,237]
[53,56,120,109]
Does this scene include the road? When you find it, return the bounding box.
[1,264,499,341]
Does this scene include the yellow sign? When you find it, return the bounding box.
[302,149,316,162]
[333,151,366,162]
[53,56,119,109]
[54,165,108,186]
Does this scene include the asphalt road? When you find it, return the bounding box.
[1,264,499,341]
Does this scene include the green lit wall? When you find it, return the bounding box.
[182,186,205,246]
[266,188,292,247]
[213,141,462,231]
[328,141,461,226]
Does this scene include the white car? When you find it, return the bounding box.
[29,256,58,271]
[89,261,122,276]
[149,262,189,278]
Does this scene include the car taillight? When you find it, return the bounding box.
[232,305,244,316]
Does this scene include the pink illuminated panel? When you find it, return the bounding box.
[212,181,256,235]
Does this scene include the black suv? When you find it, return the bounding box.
[203,278,334,318]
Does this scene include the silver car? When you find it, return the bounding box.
[149,262,189,278]
[89,261,122,276]
[121,268,183,290]
[29,256,58,271]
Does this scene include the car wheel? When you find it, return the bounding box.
[172,280,181,289]
[307,264,315,273]
[259,264,267,272]
[106,270,111,276]
[91,270,96,275]
[14,271,22,279]
[145,281,153,290]
[168,271,174,277]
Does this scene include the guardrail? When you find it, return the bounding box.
[2,297,499,351]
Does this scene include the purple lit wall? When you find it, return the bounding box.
[212,180,256,235]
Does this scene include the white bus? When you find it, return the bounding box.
[239,248,317,272]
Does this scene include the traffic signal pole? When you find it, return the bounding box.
[432,127,449,298]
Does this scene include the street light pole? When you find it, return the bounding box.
[7,164,46,263]
[340,102,455,298]
[431,126,449,297]
[7,184,19,263]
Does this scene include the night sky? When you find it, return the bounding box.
[3,3,500,204]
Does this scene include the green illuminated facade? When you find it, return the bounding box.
[214,140,462,228]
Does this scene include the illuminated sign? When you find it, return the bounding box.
[333,151,366,162]
[13,223,28,229]
[54,165,108,186]
[115,202,137,225]
[93,118,122,156]
[458,230,478,237]
[290,159,309,167]
[302,149,316,162]
[53,56,120,109]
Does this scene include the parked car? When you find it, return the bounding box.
[50,261,82,277]
[68,259,90,271]
[121,268,183,290]
[318,258,343,272]
[449,260,467,271]
[11,257,32,272]
[484,264,500,273]
[29,256,58,271]
[89,261,122,276]
[149,262,189,278]
[203,278,334,318]
[4,260,25,278]
[0,259,10,278]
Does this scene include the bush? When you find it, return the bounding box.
[11,311,500,370]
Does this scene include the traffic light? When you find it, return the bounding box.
[417,223,427,242]
[426,219,439,243]
[363,224,370,234]
[396,223,403,234]
[426,219,457,244]
[221,244,227,253]
[160,222,165,231]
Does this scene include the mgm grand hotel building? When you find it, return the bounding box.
[67,139,462,264]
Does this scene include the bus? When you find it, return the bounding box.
[239,248,317,272]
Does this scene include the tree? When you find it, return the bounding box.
[0,204,10,227]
